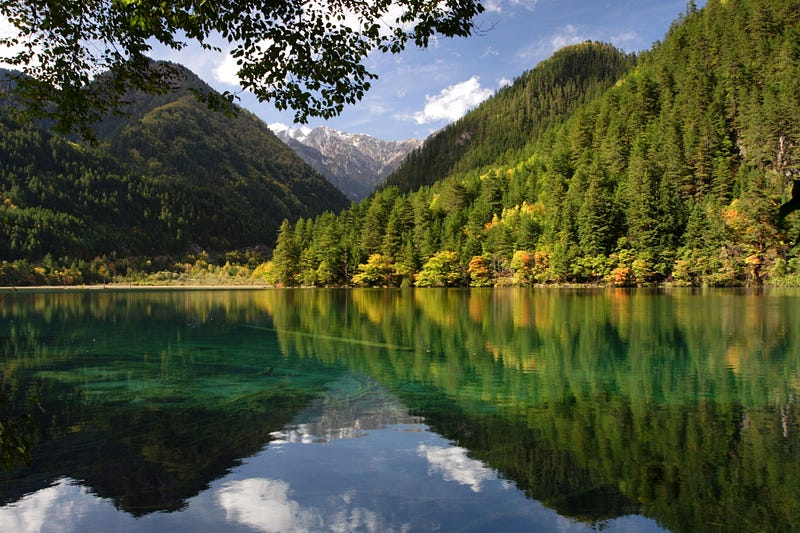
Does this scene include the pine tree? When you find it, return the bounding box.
[272,219,300,286]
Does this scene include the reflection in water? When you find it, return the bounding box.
[417,445,497,493]
[209,375,665,533]
[269,375,423,445]
[0,288,798,531]
[216,477,405,533]
[1,372,667,532]
[217,478,323,533]
[0,478,110,533]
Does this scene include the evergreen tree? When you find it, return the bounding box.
[382,196,414,262]
[272,220,300,286]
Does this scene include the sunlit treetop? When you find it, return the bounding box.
[0,0,484,138]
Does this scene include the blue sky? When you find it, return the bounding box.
[4,1,704,142]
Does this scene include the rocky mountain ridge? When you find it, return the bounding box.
[271,124,420,200]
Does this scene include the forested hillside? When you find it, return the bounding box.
[0,65,348,283]
[384,42,636,192]
[268,0,800,288]
[97,78,349,249]
[0,113,173,260]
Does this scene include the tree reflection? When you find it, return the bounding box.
[0,288,798,530]
[261,287,800,531]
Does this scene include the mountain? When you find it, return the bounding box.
[271,124,420,201]
[0,63,349,262]
[270,0,800,288]
[383,41,637,193]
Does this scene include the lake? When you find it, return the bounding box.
[0,288,798,532]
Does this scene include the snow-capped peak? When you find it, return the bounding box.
[271,124,421,201]
[269,123,313,142]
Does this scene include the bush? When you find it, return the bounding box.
[415,251,462,287]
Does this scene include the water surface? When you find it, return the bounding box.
[0,288,798,532]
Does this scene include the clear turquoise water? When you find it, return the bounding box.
[0,288,798,532]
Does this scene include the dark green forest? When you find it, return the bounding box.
[269,0,800,288]
[0,66,348,285]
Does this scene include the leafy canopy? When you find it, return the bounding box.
[0,0,484,136]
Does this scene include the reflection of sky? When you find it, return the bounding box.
[269,376,423,445]
[417,445,496,493]
[0,478,137,532]
[217,478,320,532]
[0,377,669,532]
[0,478,74,532]
[217,478,396,533]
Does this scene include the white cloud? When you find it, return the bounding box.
[481,46,501,58]
[482,0,538,13]
[413,76,494,125]
[482,0,504,13]
[217,477,400,533]
[611,31,640,47]
[514,24,591,66]
[213,53,242,87]
[509,0,539,12]
[498,77,512,88]
[514,23,644,70]
[549,24,588,50]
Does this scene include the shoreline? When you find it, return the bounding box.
[0,283,790,292]
[0,283,272,292]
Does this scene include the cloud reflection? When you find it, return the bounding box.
[217,478,321,532]
[0,477,122,533]
[417,444,496,492]
[216,478,407,533]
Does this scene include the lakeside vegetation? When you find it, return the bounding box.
[0,250,269,287]
[2,0,799,289]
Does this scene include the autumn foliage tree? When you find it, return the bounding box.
[415,251,462,287]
